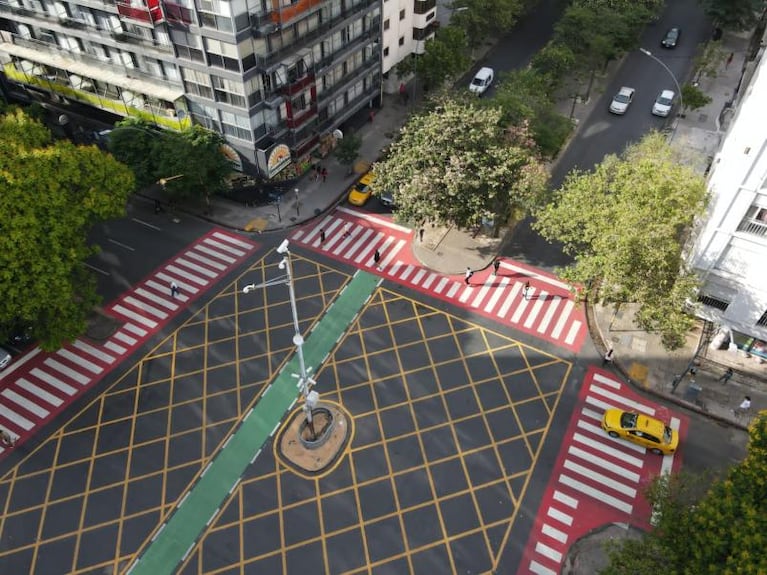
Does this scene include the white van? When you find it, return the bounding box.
[469,67,494,96]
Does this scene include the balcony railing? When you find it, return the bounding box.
[737,217,767,238]
[8,34,179,89]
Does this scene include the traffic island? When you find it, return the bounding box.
[277,402,352,476]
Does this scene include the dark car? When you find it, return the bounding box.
[661,27,680,48]
[378,190,395,208]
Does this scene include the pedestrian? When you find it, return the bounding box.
[718,367,734,384]
[523,281,531,300]
[320,228,326,243]
[321,167,328,182]
[493,259,500,276]
[369,109,375,123]
[465,267,474,285]
[689,367,698,378]
[313,165,320,181]
[154,200,162,214]
[734,395,752,416]
[602,348,614,366]
[0,428,15,447]
[374,250,381,267]
[726,52,734,68]
[170,281,179,298]
[419,228,424,243]
[399,82,407,105]
[343,223,351,238]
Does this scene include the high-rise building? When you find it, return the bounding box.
[0,0,394,177]
[687,48,767,358]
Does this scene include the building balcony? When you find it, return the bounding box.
[286,102,317,129]
[116,0,164,26]
[282,73,315,96]
[737,217,767,238]
[269,0,323,26]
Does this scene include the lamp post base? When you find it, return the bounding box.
[277,402,351,476]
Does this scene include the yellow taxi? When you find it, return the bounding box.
[347,171,374,206]
[601,409,679,455]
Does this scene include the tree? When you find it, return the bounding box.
[603,412,767,574]
[109,119,162,188]
[530,42,577,94]
[0,109,135,350]
[700,0,763,30]
[492,68,574,158]
[154,125,232,210]
[334,133,362,174]
[396,26,470,91]
[692,40,727,82]
[372,97,548,235]
[681,83,713,114]
[451,0,526,47]
[533,132,708,349]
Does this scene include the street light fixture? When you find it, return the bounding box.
[639,48,684,116]
[241,239,320,437]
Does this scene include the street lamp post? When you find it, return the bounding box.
[639,48,684,116]
[242,240,319,437]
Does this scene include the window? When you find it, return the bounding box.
[399,9,405,19]
[757,310,767,327]
[398,36,404,46]
[383,47,389,56]
[697,294,730,312]
[384,18,389,30]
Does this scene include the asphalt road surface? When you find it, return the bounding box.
[503,0,712,270]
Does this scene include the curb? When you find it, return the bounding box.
[584,298,748,430]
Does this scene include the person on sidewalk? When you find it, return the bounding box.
[602,348,614,366]
[465,267,474,285]
[419,228,424,242]
[321,167,328,182]
[734,396,752,416]
[493,259,501,276]
[725,52,734,68]
[718,367,734,384]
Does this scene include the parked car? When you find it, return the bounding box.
[469,67,494,96]
[0,347,11,370]
[609,86,635,115]
[652,89,676,117]
[348,172,375,206]
[661,27,681,48]
[601,409,679,455]
[378,190,395,208]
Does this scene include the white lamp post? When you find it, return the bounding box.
[242,240,319,436]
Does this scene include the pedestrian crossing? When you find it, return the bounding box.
[290,208,587,351]
[518,369,684,575]
[0,230,257,457]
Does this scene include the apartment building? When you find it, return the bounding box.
[688,50,767,360]
[0,0,384,176]
[380,0,436,93]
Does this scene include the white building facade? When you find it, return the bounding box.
[688,50,767,358]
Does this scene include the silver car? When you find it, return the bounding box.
[609,86,635,115]
[652,89,676,117]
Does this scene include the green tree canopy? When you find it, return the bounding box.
[0,109,135,350]
[492,68,574,158]
[604,412,767,574]
[533,132,707,349]
[681,83,713,113]
[700,0,764,30]
[371,97,548,235]
[109,120,232,204]
[451,0,526,46]
[396,26,470,91]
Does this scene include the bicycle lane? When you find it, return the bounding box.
[127,270,381,575]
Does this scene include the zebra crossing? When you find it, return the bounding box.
[0,230,257,456]
[290,208,587,351]
[518,369,685,575]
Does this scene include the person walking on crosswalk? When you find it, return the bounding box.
[465,267,474,285]
[320,228,326,243]
[523,281,531,300]
[493,259,501,276]
[343,223,351,238]
[1,427,16,447]
[170,281,179,298]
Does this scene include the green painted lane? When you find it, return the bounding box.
[128,270,380,575]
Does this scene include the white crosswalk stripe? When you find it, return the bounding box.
[0,230,256,450]
[524,375,680,575]
[291,214,587,348]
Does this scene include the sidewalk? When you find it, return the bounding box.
[587,30,766,431]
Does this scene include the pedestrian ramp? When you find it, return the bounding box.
[0,230,257,458]
[290,208,587,351]
[517,368,686,575]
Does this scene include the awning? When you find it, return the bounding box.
[0,41,184,102]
